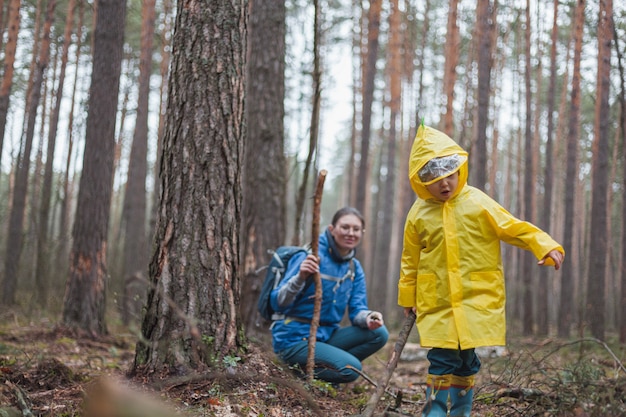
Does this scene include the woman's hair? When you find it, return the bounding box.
[331,207,365,229]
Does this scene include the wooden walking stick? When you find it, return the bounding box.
[306,169,327,380]
[360,310,417,417]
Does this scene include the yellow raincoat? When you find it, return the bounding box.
[398,125,564,350]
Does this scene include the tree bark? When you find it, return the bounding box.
[614,15,626,344]
[121,0,157,325]
[558,0,585,339]
[470,0,494,190]
[442,0,459,137]
[2,0,56,305]
[241,0,286,334]
[133,0,247,373]
[35,0,76,308]
[586,0,612,340]
[0,0,22,169]
[521,0,536,336]
[293,0,321,247]
[536,0,560,337]
[62,0,127,335]
[355,0,381,214]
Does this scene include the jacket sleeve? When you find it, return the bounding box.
[398,209,421,307]
[484,196,564,262]
[347,261,370,323]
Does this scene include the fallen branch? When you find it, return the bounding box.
[539,337,626,375]
[5,381,34,417]
[360,310,417,417]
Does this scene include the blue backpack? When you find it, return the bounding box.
[257,246,309,321]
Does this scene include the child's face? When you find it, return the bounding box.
[426,171,459,202]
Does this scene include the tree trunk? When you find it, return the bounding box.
[470,0,494,190]
[442,0,459,137]
[586,0,612,340]
[241,0,286,334]
[35,0,76,308]
[62,0,127,335]
[615,13,626,344]
[521,0,535,336]
[372,0,401,316]
[121,0,156,326]
[2,0,56,305]
[133,0,247,373]
[150,0,173,238]
[56,0,84,281]
[0,0,21,172]
[355,0,381,214]
[536,0,560,337]
[558,0,585,339]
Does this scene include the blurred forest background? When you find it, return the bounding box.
[0,0,624,351]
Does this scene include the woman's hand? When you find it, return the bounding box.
[298,254,320,280]
[366,311,384,330]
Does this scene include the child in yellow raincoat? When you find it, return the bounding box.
[398,124,564,417]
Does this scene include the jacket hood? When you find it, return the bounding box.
[408,124,469,200]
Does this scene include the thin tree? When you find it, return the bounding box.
[470,0,494,190]
[442,0,459,137]
[586,0,612,340]
[521,0,536,336]
[241,0,286,332]
[120,0,157,325]
[0,0,22,167]
[615,17,626,344]
[56,0,84,277]
[133,0,247,373]
[292,0,321,246]
[35,0,77,308]
[536,0,560,337]
[2,0,56,305]
[558,0,585,339]
[371,0,402,316]
[61,0,127,335]
[354,0,381,214]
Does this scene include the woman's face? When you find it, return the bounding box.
[329,213,364,255]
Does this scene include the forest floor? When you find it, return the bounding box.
[0,312,625,417]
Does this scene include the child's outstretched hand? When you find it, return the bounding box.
[538,249,564,270]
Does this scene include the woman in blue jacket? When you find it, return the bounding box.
[270,207,389,384]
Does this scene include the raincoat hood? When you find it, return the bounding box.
[408,124,469,201]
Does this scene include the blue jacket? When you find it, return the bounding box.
[270,231,370,353]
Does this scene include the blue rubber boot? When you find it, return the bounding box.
[421,374,450,417]
[449,374,475,417]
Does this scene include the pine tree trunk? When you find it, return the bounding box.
[62,0,127,335]
[0,0,22,171]
[470,0,494,190]
[442,0,459,137]
[536,0,560,337]
[2,0,56,305]
[35,0,76,308]
[242,0,286,333]
[134,0,246,373]
[558,0,585,339]
[121,0,156,325]
[586,0,612,340]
